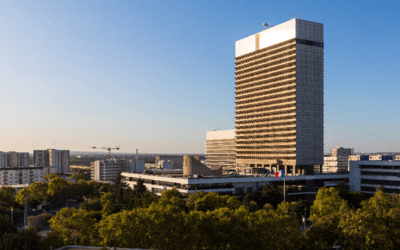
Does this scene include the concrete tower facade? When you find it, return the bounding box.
[235,19,324,174]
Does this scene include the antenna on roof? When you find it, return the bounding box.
[299,12,302,19]
[263,23,269,30]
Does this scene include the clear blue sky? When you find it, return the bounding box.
[1,0,399,154]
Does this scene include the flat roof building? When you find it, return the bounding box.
[349,160,400,195]
[235,19,324,173]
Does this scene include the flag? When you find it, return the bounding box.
[275,169,285,178]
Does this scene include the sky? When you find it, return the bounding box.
[1,0,399,154]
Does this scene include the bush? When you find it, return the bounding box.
[27,213,52,230]
[80,198,102,212]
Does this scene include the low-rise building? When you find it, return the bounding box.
[122,171,348,201]
[349,159,400,195]
[320,147,354,173]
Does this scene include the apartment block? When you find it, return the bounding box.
[0,167,44,185]
[0,152,7,168]
[34,149,70,173]
[6,151,29,168]
[206,129,236,169]
[235,18,324,174]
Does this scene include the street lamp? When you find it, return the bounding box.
[11,208,13,225]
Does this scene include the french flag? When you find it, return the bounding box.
[275,169,285,178]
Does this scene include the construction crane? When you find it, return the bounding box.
[90,146,120,159]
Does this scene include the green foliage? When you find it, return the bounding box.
[0,214,17,235]
[0,187,16,208]
[47,177,70,203]
[186,192,242,212]
[71,173,86,182]
[305,213,341,250]
[0,227,42,250]
[39,230,64,250]
[98,200,304,250]
[49,207,100,246]
[15,188,30,206]
[27,182,49,208]
[27,213,52,230]
[337,190,400,249]
[43,173,59,181]
[310,186,348,222]
[80,198,102,212]
[101,193,116,216]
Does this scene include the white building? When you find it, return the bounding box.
[349,159,400,195]
[0,167,44,185]
[321,147,354,173]
[91,159,123,182]
[121,172,348,199]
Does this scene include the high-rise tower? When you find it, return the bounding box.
[235,19,324,174]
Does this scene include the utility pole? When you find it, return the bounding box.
[24,198,28,229]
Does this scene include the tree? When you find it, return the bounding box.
[71,173,85,182]
[101,193,116,216]
[43,173,59,181]
[158,188,185,212]
[15,188,31,206]
[49,207,100,246]
[47,177,70,204]
[80,198,102,212]
[186,192,238,212]
[310,186,348,222]
[0,187,16,208]
[305,213,342,250]
[27,182,48,208]
[338,190,400,250]
[0,227,42,250]
[75,179,90,198]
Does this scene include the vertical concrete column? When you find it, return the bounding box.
[269,165,272,174]
[284,165,288,176]
[320,165,323,173]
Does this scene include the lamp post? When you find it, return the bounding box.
[11,208,13,225]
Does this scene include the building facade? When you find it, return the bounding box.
[235,18,324,174]
[0,167,44,185]
[349,160,400,195]
[206,129,236,169]
[91,159,123,181]
[34,149,70,173]
[0,152,7,168]
[321,147,354,173]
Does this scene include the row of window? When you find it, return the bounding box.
[362,179,400,186]
[361,171,400,177]
[296,39,324,48]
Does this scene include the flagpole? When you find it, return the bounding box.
[284,176,286,203]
